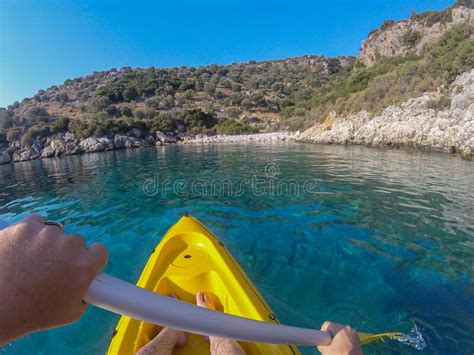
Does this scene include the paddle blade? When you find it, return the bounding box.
[358,331,403,345]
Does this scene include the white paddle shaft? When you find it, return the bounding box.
[86,273,332,346]
[0,220,332,346]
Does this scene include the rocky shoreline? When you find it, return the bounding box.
[299,69,474,159]
[0,131,178,165]
[0,69,472,165]
[179,132,297,144]
[0,124,471,165]
[0,131,299,165]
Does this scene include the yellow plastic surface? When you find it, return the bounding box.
[107,215,300,355]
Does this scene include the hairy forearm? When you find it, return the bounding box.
[0,249,32,345]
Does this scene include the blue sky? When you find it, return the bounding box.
[0,0,454,107]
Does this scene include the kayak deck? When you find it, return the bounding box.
[107,215,299,354]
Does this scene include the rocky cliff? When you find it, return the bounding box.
[299,69,474,158]
[360,5,473,67]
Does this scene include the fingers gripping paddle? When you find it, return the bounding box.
[0,220,402,347]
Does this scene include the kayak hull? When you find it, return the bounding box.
[107,215,300,354]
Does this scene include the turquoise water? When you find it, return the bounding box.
[0,143,473,354]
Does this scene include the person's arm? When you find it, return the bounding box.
[0,214,108,345]
[317,321,363,355]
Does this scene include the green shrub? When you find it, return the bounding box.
[230,93,244,106]
[26,107,49,122]
[105,105,118,116]
[92,96,112,111]
[123,87,138,102]
[402,30,422,47]
[250,92,266,107]
[204,82,216,96]
[162,95,175,109]
[6,127,22,141]
[9,101,20,110]
[94,111,109,122]
[413,9,452,26]
[164,84,175,96]
[226,107,242,119]
[281,106,295,119]
[184,90,194,100]
[427,95,451,110]
[453,0,473,8]
[145,96,161,109]
[380,20,396,32]
[231,82,241,92]
[150,113,178,133]
[54,92,69,104]
[241,98,252,110]
[51,117,70,133]
[182,109,217,130]
[94,125,107,137]
[288,117,306,132]
[121,107,133,117]
[216,119,258,135]
[0,110,14,129]
[21,126,49,146]
[294,108,307,117]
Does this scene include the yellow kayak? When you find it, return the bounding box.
[107,215,300,354]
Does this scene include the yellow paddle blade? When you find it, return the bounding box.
[358,331,403,345]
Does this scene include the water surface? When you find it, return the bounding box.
[0,143,473,354]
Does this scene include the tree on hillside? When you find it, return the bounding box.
[204,82,216,96]
[241,98,252,110]
[92,96,113,111]
[51,117,70,133]
[123,87,139,102]
[26,107,49,122]
[163,95,175,109]
[21,126,49,147]
[54,92,69,104]
[0,110,14,129]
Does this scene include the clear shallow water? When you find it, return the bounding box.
[0,143,473,354]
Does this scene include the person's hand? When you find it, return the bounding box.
[317,321,363,355]
[0,214,108,345]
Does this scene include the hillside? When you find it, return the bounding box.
[0,55,353,142]
[0,0,473,163]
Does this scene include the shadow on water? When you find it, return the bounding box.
[1,143,473,354]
